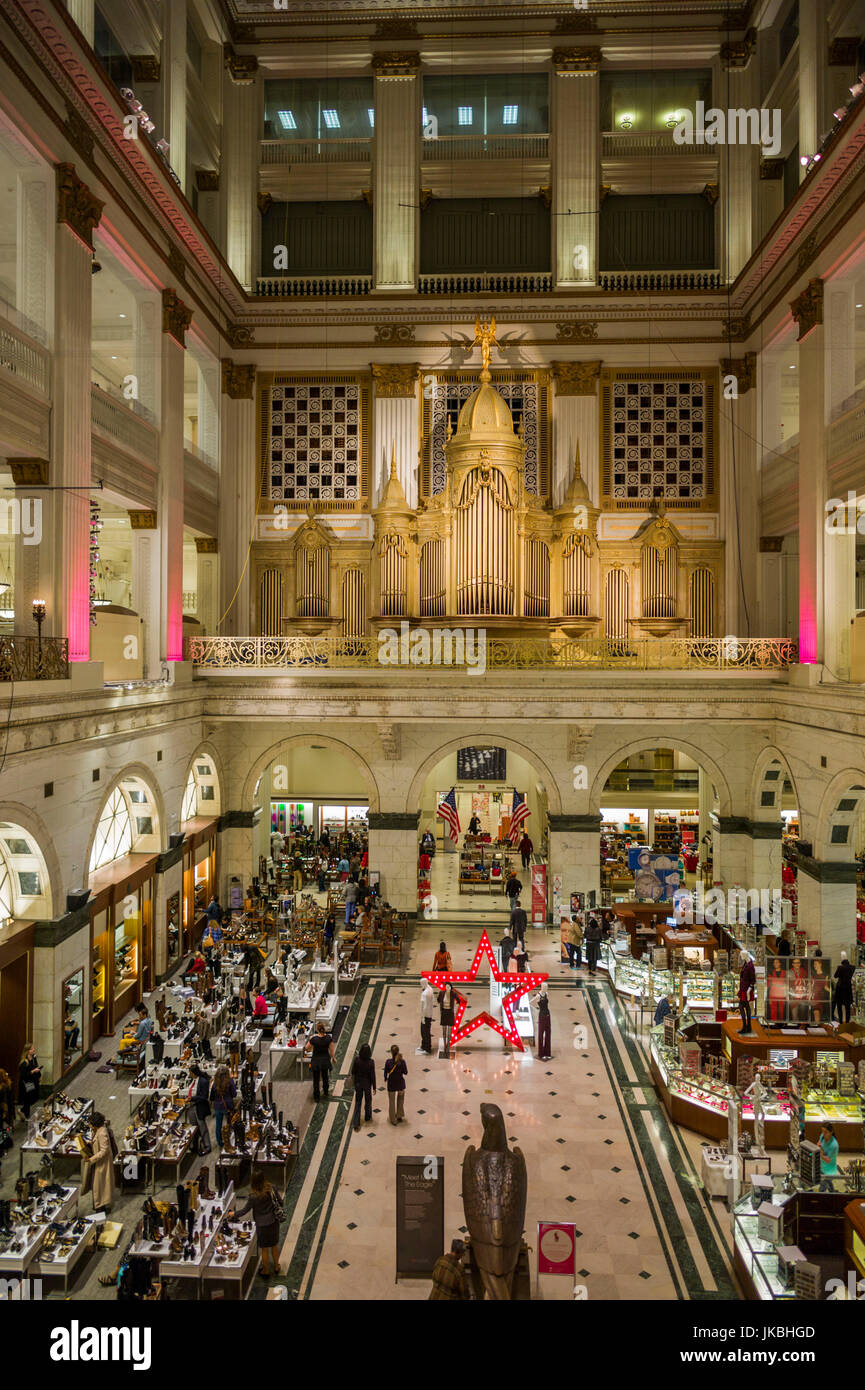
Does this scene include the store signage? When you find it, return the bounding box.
[537,1222,576,1276]
[395,1155,444,1277]
[531,863,547,925]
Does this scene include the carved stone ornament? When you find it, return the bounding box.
[552,360,603,396]
[372,51,421,77]
[225,323,255,349]
[722,315,751,343]
[195,169,220,193]
[720,27,757,69]
[720,352,756,394]
[362,188,374,207]
[567,725,593,761]
[9,458,49,487]
[760,156,785,180]
[371,363,418,398]
[759,536,784,553]
[828,37,860,66]
[791,278,824,341]
[378,723,401,760]
[55,163,103,250]
[374,17,418,38]
[374,324,415,344]
[599,183,612,205]
[418,187,433,211]
[554,10,598,32]
[63,103,93,162]
[702,183,719,205]
[195,537,218,554]
[798,231,818,272]
[552,47,602,75]
[128,510,157,529]
[223,45,259,83]
[221,360,256,400]
[162,288,192,346]
[556,320,599,343]
[130,55,161,83]
[537,185,552,209]
[167,243,187,284]
[257,192,273,216]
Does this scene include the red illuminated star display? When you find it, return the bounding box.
[422,929,548,1052]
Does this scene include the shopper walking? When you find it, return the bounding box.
[738,952,756,1035]
[384,1045,407,1124]
[210,1065,236,1149]
[534,984,552,1061]
[350,1042,376,1130]
[433,940,452,972]
[420,979,436,1054]
[231,1167,283,1278]
[510,898,528,947]
[565,915,583,970]
[499,930,515,974]
[518,832,533,871]
[81,1111,116,1214]
[18,1043,41,1120]
[344,877,359,926]
[189,1064,212,1154]
[505,872,523,906]
[833,952,855,1024]
[584,916,602,976]
[439,983,456,1057]
[306,1022,335,1101]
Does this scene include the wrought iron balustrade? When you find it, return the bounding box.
[0,635,69,681]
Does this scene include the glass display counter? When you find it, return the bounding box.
[732,1189,798,1300]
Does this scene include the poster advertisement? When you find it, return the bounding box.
[765,956,832,1025]
[627,848,682,901]
[537,1222,576,1277]
[531,863,547,925]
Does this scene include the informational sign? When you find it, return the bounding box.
[552,872,562,921]
[229,878,244,911]
[537,1222,576,1276]
[531,863,547,925]
[395,1155,444,1278]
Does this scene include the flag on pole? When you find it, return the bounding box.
[508,789,530,844]
[437,787,461,843]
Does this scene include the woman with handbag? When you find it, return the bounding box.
[210,1065,236,1149]
[81,1111,115,1214]
[439,983,456,1058]
[230,1166,284,1279]
[383,1045,407,1124]
[305,1022,335,1101]
[18,1043,41,1119]
[189,1064,212,1154]
[350,1043,376,1131]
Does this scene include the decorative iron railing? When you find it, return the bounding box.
[0,319,50,394]
[598,269,722,291]
[260,138,373,165]
[419,271,553,295]
[427,133,549,160]
[601,131,700,158]
[186,634,798,672]
[0,636,70,681]
[255,275,373,297]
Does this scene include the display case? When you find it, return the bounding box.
[62,969,84,1076]
[114,917,139,1002]
[732,1189,798,1300]
[683,972,716,1012]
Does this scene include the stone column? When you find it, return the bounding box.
[17,170,53,341]
[219,362,257,635]
[53,165,103,658]
[748,822,782,894]
[133,292,161,422]
[154,847,183,981]
[372,53,419,291]
[797,857,857,958]
[799,0,828,173]
[197,356,220,466]
[551,48,600,289]
[824,280,857,678]
[710,815,750,886]
[698,766,711,863]
[221,53,261,291]
[718,48,757,283]
[719,352,758,635]
[792,280,826,665]
[758,157,785,243]
[548,815,601,905]
[551,361,601,505]
[160,291,192,661]
[163,0,187,193]
[218,809,262,894]
[758,537,785,636]
[196,537,219,635]
[10,460,50,633]
[368,812,420,914]
[66,0,94,45]
[371,365,419,507]
[129,511,160,677]
[827,279,856,415]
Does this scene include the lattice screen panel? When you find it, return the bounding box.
[258,375,370,509]
[600,369,717,511]
[421,371,550,499]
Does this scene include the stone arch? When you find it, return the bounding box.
[815,770,865,862]
[242,734,381,814]
[0,802,59,919]
[84,763,166,874]
[749,747,799,825]
[405,734,563,817]
[180,741,225,823]
[590,735,733,816]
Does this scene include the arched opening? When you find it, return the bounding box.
[0,821,53,1083]
[750,753,800,940]
[181,751,223,824]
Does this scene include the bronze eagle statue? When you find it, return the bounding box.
[462,1102,527,1299]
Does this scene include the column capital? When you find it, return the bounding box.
[219,808,262,830]
[551,46,602,76]
[372,363,419,398]
[55,162,103,249]
[797,855,859,884]
[9,458,49,487]
[720,27,757,70]
[549,814,601,833]
[221,360,257,399]
[130,55,161,82]
[552,360,602,396]
[556,320,599,343]
[195,169,220,193]
[223,44,259,83]
[791,278,824,341]
[760,156,785,180]
[195,537,218,554]
[225,323,255,349]
[372,51,420,78]
[759,536,784,553]
[129,510,157,529]
[162,288,192,346]
[720,351,756,393]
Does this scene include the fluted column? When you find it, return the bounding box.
[17,170,52,340]
[719,353,758,635]
[371,365,419,508]
[160,292,192,661]
[163,0,187,193]
[219,362,257,635]
[799,0,828,173]
[197,357,220,466]
[130,514,160,678]
[719,56,757,282]
[196,538,219,635]
[372,54,419,291]
[222,56,261,291]
[792,281,826,665]
[53,164,102,659]
[551,49,600,289]
[65,0,94,45]
[133,292,161,421]
[551,361,601,505]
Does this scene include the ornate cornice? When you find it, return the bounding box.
[225,323,255,349]
[55,161,103,249]
[552,46,602,75]
[162,288,192,346]
[720,351,756,394]
[720,26,757,69]
[223,44,258,83]
[374,17,419,38]
[552,360,602,396]
[556,320,599,343]
[372,363,418,398]
[374,323,415,345]
[790,278,824,341]
[63,101,93,162]
[195,537,218,554]
[554,11,598,33]
[221,360,257,399]
[372,51,420,77]
[722,315,751,343]
[9,458,49,487]
[128,510,157,529]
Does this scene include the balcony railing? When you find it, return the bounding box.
[186,634,798,673]
[91,385,158,463]
[425,133,549,160]
[419,271,553,295]
[601,131,702,158]
[0,636,69,681]
[0,319,50,394]
[260,138,373,165]
[598,269,722,291]
[255,275,373,298]
[830,396,865,463]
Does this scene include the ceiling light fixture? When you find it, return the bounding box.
[277,110,296,130]
[458,106,473,125]
[322,108,340,129]
[502,105,519,125]
[618,113,634,130]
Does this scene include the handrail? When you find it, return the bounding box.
[419,271,553,294]
[255,275,373,297]
[260,138,373,165]
[0,636,69,681]
[598,269,722,291]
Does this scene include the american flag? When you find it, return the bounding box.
[437,787,461,843]
[507,789,530,844]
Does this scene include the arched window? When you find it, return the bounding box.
[90,788,132,871]
[0,856,12,921]
[0,823,51,921]
[182,757,220,823]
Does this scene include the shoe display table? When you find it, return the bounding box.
[21,1099,93,1155]
[214,1025,264,1063]
[267,1041,306,1084]
[202,1225,258,1301]
[0,1184,79,1276]
[34,1214,99,1292]
[146,1021,194,1063]
[129,1182,235,1298]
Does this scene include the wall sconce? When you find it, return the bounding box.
[617,113,634,130]
[32,599,46,632]
[664,111,682,129]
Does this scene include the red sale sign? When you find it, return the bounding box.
[531,863,546,925]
